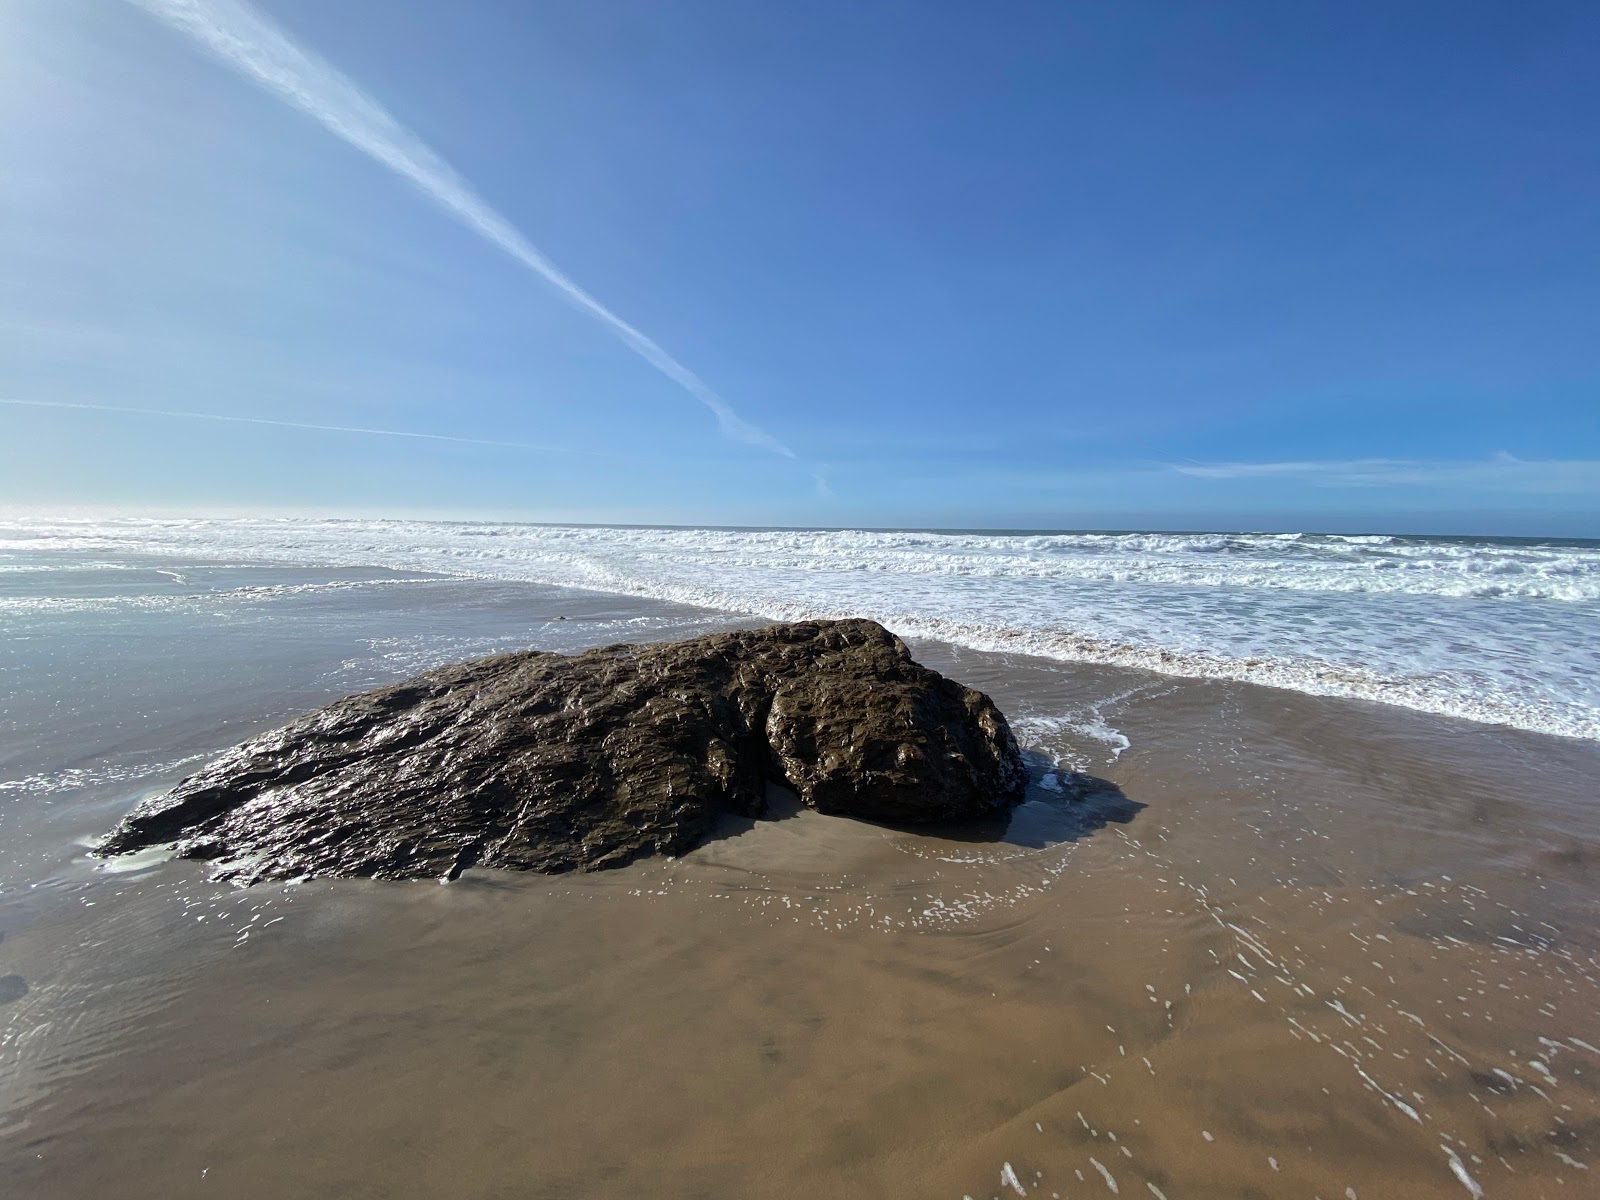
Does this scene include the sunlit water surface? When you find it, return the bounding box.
[1,539,1597,1199]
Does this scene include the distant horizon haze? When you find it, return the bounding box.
[2,504,1595,541]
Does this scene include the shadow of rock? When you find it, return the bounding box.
[705,750,1143,860]
[701,782,810,843]
[0,974,28,1006]
[884,750,1143,851]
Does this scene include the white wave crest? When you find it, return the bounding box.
[5,517,1598,740]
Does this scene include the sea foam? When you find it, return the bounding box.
[4,517,1598,740]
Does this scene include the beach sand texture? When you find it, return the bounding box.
[2,531,1598,1199]
[4,637,1598,1199]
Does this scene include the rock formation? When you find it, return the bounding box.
[99,619,1027,882]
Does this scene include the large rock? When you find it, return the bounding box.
[98,619,1027,883]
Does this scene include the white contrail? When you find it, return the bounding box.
[125,0,796,460]
[0,397,593,452]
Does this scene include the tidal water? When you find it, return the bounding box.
[5,517,1598,739]
[2,519,1599,1199]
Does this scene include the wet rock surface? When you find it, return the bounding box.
[99,619,1027,882]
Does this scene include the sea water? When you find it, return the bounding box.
[4,516,1597,739]
[4,515,1600,1200]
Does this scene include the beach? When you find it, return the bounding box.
[3,519,1599,1199]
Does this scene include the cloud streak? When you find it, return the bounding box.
[127,0,795,459]
[0,397,591,452]
[1172,453,1600,494]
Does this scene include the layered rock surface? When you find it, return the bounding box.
[99,619,1027,882]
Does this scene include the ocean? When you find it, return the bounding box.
[5,515,1598,737]
[3,515,1599,1199]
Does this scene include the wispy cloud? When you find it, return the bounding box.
[1172,453,1600,494]
[126,0,795,459]
[0,396,594,453]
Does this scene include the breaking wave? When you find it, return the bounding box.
[4,517,1598,740]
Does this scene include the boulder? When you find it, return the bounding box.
[98,619,1027,882]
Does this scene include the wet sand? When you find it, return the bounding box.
[3,632,1600,1199]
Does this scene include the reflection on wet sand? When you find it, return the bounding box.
[3,642,1599,1200]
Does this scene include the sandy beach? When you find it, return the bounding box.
[4,576,1598,1199]
[7,2,1600,1193]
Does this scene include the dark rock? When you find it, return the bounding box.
[98,619,1026,883]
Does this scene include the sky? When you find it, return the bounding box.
[1,0,1596,534]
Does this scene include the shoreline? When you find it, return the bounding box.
[4,574,1599,905]
[6,516,1596,742]
[3,579,1599,1198]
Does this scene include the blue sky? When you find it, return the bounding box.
[1,0,1596,533]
